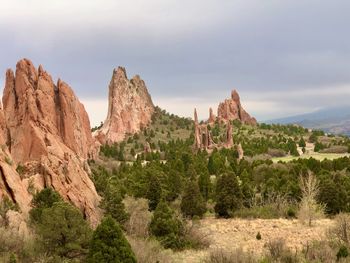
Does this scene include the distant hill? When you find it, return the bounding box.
[265,106,350,136]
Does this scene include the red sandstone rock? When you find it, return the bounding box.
[217,89,257,125]
[95,67,154,144]
[208,107,216,123]
[0,59,101,226]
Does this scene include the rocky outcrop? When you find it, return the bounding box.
[224,121,233,148]
[95,67,154,144]
[0,59,100,226]
[217,90,257,125]
[193,108,216,151]
[237,143,244,160]
[208,107,216,123]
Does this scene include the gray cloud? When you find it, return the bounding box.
[1,0,350,125]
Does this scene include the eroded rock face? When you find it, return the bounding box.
[0,59,100,226]
[95,67,154,144]
[217,90,257,125]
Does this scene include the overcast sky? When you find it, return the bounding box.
[1,0,350,126]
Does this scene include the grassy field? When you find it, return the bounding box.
[272,152,350,163]
[174,217,334,263]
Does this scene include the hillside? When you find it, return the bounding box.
[266,106,350,136]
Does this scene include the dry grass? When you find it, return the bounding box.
[127,236,175,263]
[123,196,152,238]
[174,217,334,263]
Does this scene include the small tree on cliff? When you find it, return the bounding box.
[29,187,62,224]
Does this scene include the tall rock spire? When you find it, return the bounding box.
[95,66,154,144]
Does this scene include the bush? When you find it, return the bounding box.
[87,216,136,263]
[329,213,350,245]
[265,238,297,262]
[127,236,173,263]
[256,232,262,240]
[337,245,348,260]
[124,197,152,238]
[204,248,257,263]
[182,220,210,249]
[303,240,335,263]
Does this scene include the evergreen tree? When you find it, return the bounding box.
[146,174,162,211]
[150,200,184,249]
[101,190,129,225]
[87,216,136,263]
[198,172,211,200]
[180,180,206,218]
[166,170,182,202]
[29,187,62,224]
[34,201,92,258]
[214,172,243,218]
[299,137,306,147]
[208,155,215,175]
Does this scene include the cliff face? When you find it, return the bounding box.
[0,59,100,226]
[95,67,154,144]
[217,90,257,125]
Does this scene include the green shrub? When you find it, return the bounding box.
[29,188,62,224]
[256,232,262,240]
[149,200,184,250]
[33,201,92,259]
[87,216,136,263]
[337,245,348,260]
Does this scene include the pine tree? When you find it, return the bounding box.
[198,172,211,200]
[29,188,62,224]
[101,190,129,225]
[214,172,243,218]
[34,201,92,258]
[181,180,206,218]
[299,137,306,147]
[166,170,182,202]
[87,216,136,263]
[150,200,183,249]
[146,174,162,211]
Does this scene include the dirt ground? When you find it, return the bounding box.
[174,217,334,263]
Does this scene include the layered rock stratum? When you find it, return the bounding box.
[0,59,100,226]
[94,67,154,144]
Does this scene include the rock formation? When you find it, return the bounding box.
[95,67,155,144]
[0,59,100,226]
[208,107,216,123]
[217,90,257,125]
[193,89,255,153]
[224,121,234,148]
[193,108,216,151]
